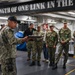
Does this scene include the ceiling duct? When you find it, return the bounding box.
[0,0,16,3]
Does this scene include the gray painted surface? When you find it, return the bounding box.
[15,51,75,75]
[0,49,75,75]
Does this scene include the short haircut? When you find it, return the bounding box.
[64,22,67,24]
[30,23,33,26]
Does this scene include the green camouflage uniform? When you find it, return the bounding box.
[55,28,71,65]
[46,30,58,65]
[27,41,33,59]
[0,26,23,75]
[73,31,75,56]
[32,31,43,61]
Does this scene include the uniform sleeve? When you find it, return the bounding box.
[64,30,71,43]
[54,32,58,46]
[3,29,23,45]
[40,31,44,40]
[23,30,27,37]
[23,28,29,37]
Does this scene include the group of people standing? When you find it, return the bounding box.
[23,22,71,70]
[0,16,72,75]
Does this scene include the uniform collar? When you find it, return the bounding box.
[6,25,14,31]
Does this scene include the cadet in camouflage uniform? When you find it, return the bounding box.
[30,26,43,66]
[52,22,71,70]
[0,16,27,75]
[46,25,58,66]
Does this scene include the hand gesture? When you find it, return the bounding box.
[22,36,28,42]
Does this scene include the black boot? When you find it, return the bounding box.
[49,62,53,66]
[37,61,41,66]
[52,63,57,70]
[52,61,55,66]
[63,63,66,69]
[0,64,1,71]
[29,61,35,66]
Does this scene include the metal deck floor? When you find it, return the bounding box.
[15,51,75,75]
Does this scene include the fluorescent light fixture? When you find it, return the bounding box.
[47,19,56,24]
[18,0,32,2]
[25,19,36,22]
[57,12,68,15]
[68,12,75,14]
[0,17,7,20]
[17,16,36,22]
[17,16,28,20]
[48,22,56,24]
[40,13,75,20]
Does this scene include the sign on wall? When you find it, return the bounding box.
[0,0,75,15]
